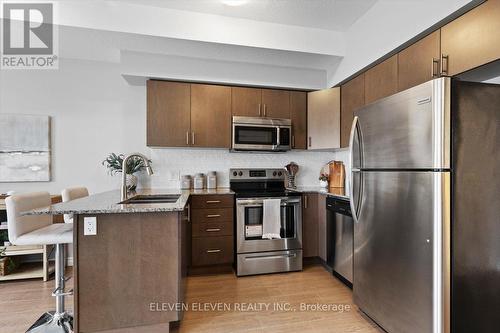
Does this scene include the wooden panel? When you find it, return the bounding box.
[190,84,232,148]
[191,208,233,223]
[289,91,308,149]
[192,220,233,237]
[398,30,441,92]
[190,195,234,209]
[307,87,341,150]
[302,193,319,258]
[261,89,290,118]
[441,0,500,76]
[192,236,233,266]
[317,194,327,261]
[231,87,262,117]
[75,213,183,332]
[147,80,191,147]
[340,74,365,148]
[364,55,398,105]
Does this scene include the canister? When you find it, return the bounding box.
[181,175,191,190]
[207,171,217,189]
[194,173,205,190]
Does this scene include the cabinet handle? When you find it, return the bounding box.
[187,204,191,223]
[206,200,221,204]
[186,131,190,145]
[304,195,308,209]
[206,214,221,218]
[192,132,195,145]
[263,104,267,117]
[440,54,449,75]
[258,103,262,116]
[431,58,439,78]
[206,228,221,232]
[206,249,221,253]
[308,137,312,148]
[292,135,295,148]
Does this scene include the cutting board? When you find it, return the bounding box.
[329,161,345,189]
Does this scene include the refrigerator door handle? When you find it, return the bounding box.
[349,116,362,222]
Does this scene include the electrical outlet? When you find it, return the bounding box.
[84,217,97,235]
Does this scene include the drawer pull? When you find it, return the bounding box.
[206,228,221,232]
[206,249,221,253]
[207,214,221,218]
[206,200,221,204]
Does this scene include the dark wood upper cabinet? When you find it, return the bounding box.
[340,74,365,148]
[398,30,441,92]
[190,84,232,148]
[364,55,399,105]
[231,87,262,117]
[289,91,307,149]
[441,0,500,77]
[147,80,191,147]
[262,89,290,118]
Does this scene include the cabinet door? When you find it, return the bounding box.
[232,87,262,117]
[261,89,290,118]
[290,91,307,149]
[191,84,232,148]
[302,193,318,258]
[364,55,398,105]
[147,80,191,147]
[398,30,441,92]
[307,87,340,150]
[441,0,500,76]
[340,74,365,148]
[317,194,327,262]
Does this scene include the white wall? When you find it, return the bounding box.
[0,59,349,196]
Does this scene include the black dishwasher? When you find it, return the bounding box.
[326,196,353,287]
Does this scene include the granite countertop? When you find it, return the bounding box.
[292,186,350,201]
[23,188,234,216]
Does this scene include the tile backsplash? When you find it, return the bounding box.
[144,148,350,194]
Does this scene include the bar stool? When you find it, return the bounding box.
[61,187,88,223]
[6,192,73,332]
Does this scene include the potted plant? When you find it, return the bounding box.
[0,247,18,276]
[102,153,152,191]
[319,173,329,188]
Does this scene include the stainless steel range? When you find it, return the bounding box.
[230,168,303,276]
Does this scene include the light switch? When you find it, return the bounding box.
[84,217,97,235]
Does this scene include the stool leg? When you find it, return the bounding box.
[55,243,65,314]
[26,243,73,333]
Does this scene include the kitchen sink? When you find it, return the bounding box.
[119,194,180,204]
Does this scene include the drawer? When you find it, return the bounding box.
[191,195,234,209]
[192,236,233,266]
[191,208,233,223]
[192,220,233,237]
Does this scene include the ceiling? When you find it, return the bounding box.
[110,0,378,31]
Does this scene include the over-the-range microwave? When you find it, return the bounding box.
[232,116,291,152]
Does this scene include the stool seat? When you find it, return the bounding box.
[15,223,73,246]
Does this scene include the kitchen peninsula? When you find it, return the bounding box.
[26,189,192,333]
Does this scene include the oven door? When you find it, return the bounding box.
[232,124,278,151]
[236,197,302,253]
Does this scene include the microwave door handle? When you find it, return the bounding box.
[276,127,280,148]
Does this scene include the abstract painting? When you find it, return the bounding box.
[0,114,51,182]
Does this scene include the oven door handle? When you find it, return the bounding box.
[237,198,301,206]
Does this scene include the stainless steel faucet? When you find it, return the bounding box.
[121,153,154,201]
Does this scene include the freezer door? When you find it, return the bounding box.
[353,78,450,169]
[353,171,450,333]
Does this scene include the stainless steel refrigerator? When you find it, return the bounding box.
[349,77,500,333]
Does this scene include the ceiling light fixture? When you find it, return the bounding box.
[221,0,249,6]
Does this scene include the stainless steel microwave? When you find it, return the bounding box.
[232,116,292,152]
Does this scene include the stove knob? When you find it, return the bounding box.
[273,171,277,176]
[233,171,238,176]
[238,171,243,176]
[278,171,283,176]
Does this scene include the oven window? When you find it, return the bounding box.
[235,126,277,145]
[244,205,296,240]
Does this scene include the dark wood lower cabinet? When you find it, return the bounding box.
[302,193,319,258]
[189,194,234,273]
